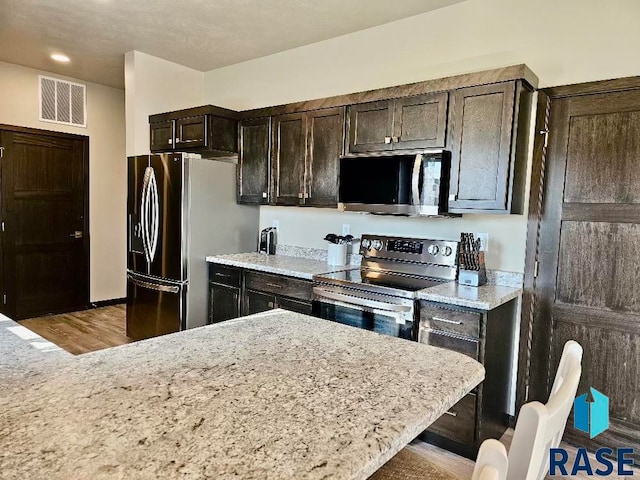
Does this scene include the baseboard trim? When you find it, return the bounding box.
[91,298,126,308]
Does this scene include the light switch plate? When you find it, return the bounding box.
[475,232,489,252]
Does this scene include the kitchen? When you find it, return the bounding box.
[1,0,640,478]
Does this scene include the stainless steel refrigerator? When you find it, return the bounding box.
[126,153,258,340]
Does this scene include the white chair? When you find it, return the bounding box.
[370,340,583,480]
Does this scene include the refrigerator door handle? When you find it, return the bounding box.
[148,167,159,263]
[127,274,180,294]
[140,166,155,265]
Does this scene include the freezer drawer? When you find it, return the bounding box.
[126,272,186,340]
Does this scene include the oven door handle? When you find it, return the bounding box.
[313,287,413,313]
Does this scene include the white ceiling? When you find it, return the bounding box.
[0,0,465,89]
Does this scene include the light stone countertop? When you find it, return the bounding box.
[206,252,354,279]
[0,309,484,480]
[417,282,522,310]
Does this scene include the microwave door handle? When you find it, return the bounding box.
[411,154,424,209]
[313,287,412,313]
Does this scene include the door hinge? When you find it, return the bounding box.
[540,130,549,149]
[0,146,4,158]
[534,260,539,278]
[1,222,4,232]
[2,294,6,305]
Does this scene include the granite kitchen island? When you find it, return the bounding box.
[1,310,484,480]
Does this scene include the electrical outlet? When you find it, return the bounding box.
[342,224,351,235]
[272,220,279,231]
[475,232,489,252]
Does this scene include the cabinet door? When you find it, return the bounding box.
[448,82,516,212]
[176,115,207,149]
[150,120,174,152]
[243,289,276,316]
[272,113,306,205]
[392,92,448,150]
[305,107,345,207]
[347,100,393,154]
[209,283,240,324]
[238,118,271,204]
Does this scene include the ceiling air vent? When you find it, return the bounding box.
[39,75,86,128]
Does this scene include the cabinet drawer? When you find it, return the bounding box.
[278,297,313,315]
[420,304,480,339]
[244,271,312,301]
[428,393,476,445]
[419,328,479,360]
[208,263,241,288]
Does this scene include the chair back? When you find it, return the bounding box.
[505,340,583,480]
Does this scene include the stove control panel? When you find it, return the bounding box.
[388,239,424,255]
[360,234,458,267]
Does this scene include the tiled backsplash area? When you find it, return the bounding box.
[276,244,524,288]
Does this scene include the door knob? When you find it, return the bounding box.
[70,231,83,239]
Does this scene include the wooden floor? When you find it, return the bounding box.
[19,304,131,355]
[17,306,634,478]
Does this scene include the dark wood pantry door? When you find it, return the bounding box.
[521,81,640,459]
[0,126,89,320]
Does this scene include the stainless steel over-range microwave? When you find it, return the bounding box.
[338,150,453,216]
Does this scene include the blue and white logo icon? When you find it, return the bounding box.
[574,387,609,439]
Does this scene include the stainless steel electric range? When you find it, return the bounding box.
[312,234,459,341]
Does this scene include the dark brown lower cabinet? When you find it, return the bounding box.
[208,264,313,322]
[419,299,517,458]
[209,283,241,324]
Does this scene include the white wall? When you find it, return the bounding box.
[0,61,126,302]
[125,51,204,156]
[203,0,640,273]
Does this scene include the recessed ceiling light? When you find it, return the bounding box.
[51,53,70,63]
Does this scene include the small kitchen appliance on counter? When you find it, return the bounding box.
[457,233,487,287]
[259,227,277,255]
[313,234,459,340]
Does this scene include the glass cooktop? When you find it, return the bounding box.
[314,268,447,298]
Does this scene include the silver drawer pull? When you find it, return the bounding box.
[444,410,458,417]
[266,282,283,289]
[214,272,231,278]
[432,316,463,325]
[268,301,274,308]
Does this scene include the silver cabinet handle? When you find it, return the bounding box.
[392,136,400,143]
[69,231,83,239]
[214,272,231,278]
[168,139,172,145]
[384,136,392,144]
[298,192,303,199]
[432,316,463,325]
[178,139,202,143]
[444,410,458,417]
[262,192,268,198]
[266,282,283,289]
[268,301,274,308]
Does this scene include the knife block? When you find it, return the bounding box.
[457,251,487,287]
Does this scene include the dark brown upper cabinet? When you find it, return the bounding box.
[149,105,239,157]
[447,81,531,214]
[238,117,271,205]
[305,107,345,207]
[150,120,174,152]
[175,115,207,149]
[272,113,307,205]
[346,92,448,154]
[271,107,345,207]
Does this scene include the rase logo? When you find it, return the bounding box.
[550,388,636,476]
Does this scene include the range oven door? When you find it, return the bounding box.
[312,286,416,341]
